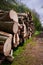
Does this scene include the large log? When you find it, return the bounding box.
[0,12,11,21]
[0,10,19,34]
[0,21,19,34]
[0,21,14,34]
[0,10,18,22]
[0,31,12,56]
[10,10,18,22]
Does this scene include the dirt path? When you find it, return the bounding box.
[12,32,43,65]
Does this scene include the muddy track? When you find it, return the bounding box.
[11,32,43,65]
[22,32,43,65]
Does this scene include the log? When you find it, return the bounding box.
[0,10,19,34]
[9,10,18,22]
[0,54,5,64]
[6,49,14,62]
[0,21,14,34]
[0,10,5,13]
[6,55,14,62]
[13,22,18,34]
[0,21,19,34]
[27,12,32,20]
[17,13,27,17]
[0,10,18,22]
[13,33,19,47]
[27,27,33,38]
[0,12,12,21]
[19,22,27,43]
[0,31,12,56]
[23,23,27,38]
[18,15,27,38]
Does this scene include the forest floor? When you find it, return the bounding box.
[2,32,43,65]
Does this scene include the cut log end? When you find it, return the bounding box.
[13,34,19,47]
[0,31,12,56]
[4,35,12,56]
[13,22,18,34]
[9,10,18,22]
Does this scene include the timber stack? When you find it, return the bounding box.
[18,12,35,40]
[0,10,20,47]
[0,10,35,63]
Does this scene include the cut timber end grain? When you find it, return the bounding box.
[13,33,19,47]
[9,10,18,22]
[0,31,12,56]
[13,22,18,34]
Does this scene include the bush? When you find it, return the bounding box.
[32,12,42,31]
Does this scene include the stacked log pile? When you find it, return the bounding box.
[27,12,35,36]
[0,10,35,62]
[18,17,23,43]
[0,10,35,46]
[18,12,35,40]
[0,10,20,47]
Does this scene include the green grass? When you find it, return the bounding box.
[34,31,41,36]
[13,38,33,57]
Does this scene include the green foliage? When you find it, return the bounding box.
[34,31,41,36]
[32,12,42,31]
[0,0,30,12]
[17,4,30,13]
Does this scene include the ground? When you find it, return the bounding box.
[2,32,43,65]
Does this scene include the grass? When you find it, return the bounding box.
[13,38,33,57]
[34,31,41,36]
